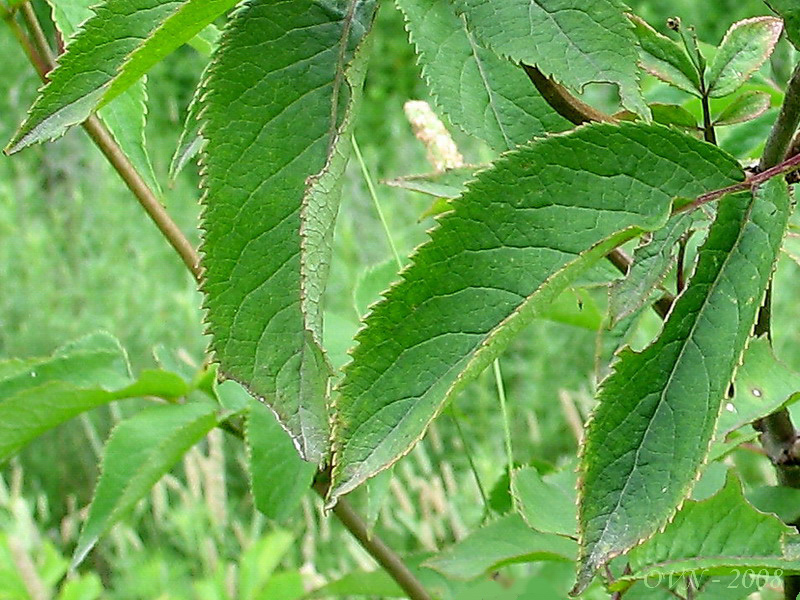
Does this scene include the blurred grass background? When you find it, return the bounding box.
[1,0,800,598]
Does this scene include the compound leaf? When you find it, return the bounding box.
[200,0,378,463]
[512,466,577,537]
[245,393,316,522]
[576,178,792,592]
[329,122,743,504]
[609,212,696,324]
[454,0,649,117]
[397,0,569,151]
[714,90,772,126]
[717,336,800,438]
[43,0,161,195]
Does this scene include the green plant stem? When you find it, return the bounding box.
[8,8,432,600]
[700,93,717,145]
[448,406,489,514]
[352,134,403,269]
[13,1,203,282]
[754,60,800,600]
[760,62,800,171]
[20,1,53,67]
[2,8,47,76]
[493,360,515,503]
[313,479,432,600]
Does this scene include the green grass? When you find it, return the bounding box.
[3,0,800,597]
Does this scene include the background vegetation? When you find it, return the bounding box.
[1,0,799,597]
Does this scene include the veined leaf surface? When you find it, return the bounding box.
[424,514,576,580]
[200,0,378,463]
[618,473,800,586]
[706,17,783,98]
[609,212,696,325]
[74,401,218,566]
[454,0,649,117]
[7,0,238,153]
[43,0,161,195]
[396,0,568,151]
[576,178,792,592]
[0,332,189,463]
[628,15,701,96]
[329,122,743,504]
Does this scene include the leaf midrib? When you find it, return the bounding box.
[592,191,759,556]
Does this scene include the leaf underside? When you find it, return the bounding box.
[454,0,649,118]
[200,0,378,464]
[396,0,569,151]
[576,178,791,592]
[329,122,743,504]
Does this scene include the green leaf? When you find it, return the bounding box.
[615,104,699,131]
[714,90,771,126]
[424,514,576,580]
[0,334,190,463]
[629,15,702,96]
[245,395,316,522]
[382,166,478,200]
[168,69,207,183]
[616,473,800,587]
[717,337,800,438]
[576,178,792,592]
[257,572,305,600]
[187,24,221,56]
[595,303,648,381]
[396,0,568,151]
[354,260,401,319]
[706,17,783,98]
[329,122,743,504]
[43,0,163,193]
[512,467,577,537]
[455,0,649,118]
[7,0,239,153]
[74,401,218,566]
[365,467,394,534]
[308,569,405,598]
[609,212,696,324]
[538,288,604,331]
[238,530,294,600]
[748,486,800,524]
[200,0,378,464]
[767,0,800,50]
[56,573,103,600]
